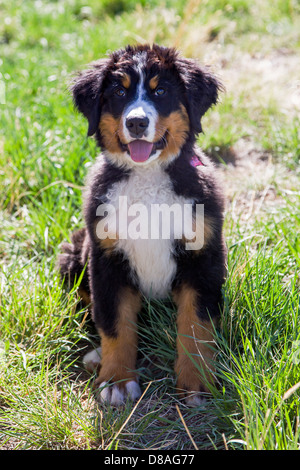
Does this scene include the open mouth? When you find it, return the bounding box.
[120,134,167,163]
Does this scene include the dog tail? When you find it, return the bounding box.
[58,228,90,303]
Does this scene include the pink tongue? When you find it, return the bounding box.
[128,140,154,162]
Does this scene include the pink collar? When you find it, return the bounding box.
[190,154,204,167]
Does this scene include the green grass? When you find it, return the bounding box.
[1,0,300,450]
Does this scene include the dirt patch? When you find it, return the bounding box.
[215,136,296,231]
[207,49,300,223]
[214,48,300,116]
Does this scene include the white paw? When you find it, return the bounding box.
[83,347,102,373]
[185,393,207,407]
[98,380,141,406]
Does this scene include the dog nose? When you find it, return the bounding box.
[125,116,149,138]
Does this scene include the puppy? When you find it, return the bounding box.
[59,44,227,406]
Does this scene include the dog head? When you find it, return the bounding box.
[72,44,221,166]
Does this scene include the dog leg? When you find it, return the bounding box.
[94,287,142,406]
[173,284,216,406]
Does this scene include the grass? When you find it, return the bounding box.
[0,0,300,450]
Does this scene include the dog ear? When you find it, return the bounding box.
[176,58,222,134]
[71,59,109,136]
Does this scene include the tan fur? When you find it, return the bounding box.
[182,215,216,252]
[173,284,216,396]
[98,236,118,253]
[78,288,91,306]
[92,219,119,254]
[95,288,141,389]
[99,113,126,153]
[154,104,190,160]
[121,73,131,89]
[149,75,159,90]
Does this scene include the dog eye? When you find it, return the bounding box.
[115,87,126,97]
[155,87,166,96]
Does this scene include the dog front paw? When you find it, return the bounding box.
[97,379,141,406]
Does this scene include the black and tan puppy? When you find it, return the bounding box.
[59,44,226,406]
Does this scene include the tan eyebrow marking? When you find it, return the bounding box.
[149,75,159,90]
[121,73,131,89]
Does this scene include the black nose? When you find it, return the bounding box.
[125,116,149,138]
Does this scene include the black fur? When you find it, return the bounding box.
[59,228,89,292]
[71,59,109,136]
[166,150,226,320]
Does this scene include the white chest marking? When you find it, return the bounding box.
[104,165,191,298]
